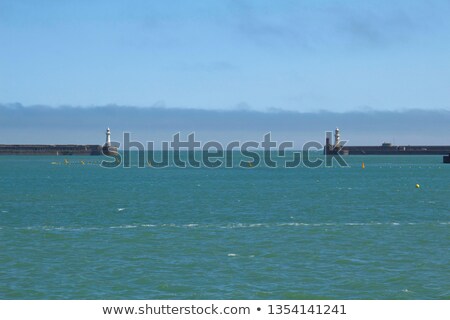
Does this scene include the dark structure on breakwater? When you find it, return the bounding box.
[444,153,450,163]
[325,128,450,156]
[0,129,118,156]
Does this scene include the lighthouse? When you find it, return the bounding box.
[334,128,341,148]
[102,128,118,156]
[105,128,111,147]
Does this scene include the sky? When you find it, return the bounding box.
[1,1,450,143]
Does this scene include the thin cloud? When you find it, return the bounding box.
[225,0,442,50]
[338,6,417,47]
[226,0,308,48]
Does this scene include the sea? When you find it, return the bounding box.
[0,153,449,299]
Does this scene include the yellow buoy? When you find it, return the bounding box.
[80,160,85,165]
[362,162,365,169]
[415,184,420,188]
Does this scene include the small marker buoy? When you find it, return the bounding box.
[415,184,420,188]
[362,162,365,169]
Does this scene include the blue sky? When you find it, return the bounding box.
[2,0,450,112]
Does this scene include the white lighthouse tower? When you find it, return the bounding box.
[334,128,341,148]
[105,128,111,147]
[102,127,118,156]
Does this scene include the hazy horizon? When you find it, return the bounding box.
[1,104,449,147]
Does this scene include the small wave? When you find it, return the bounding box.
[220,223,254,229]
[110,225,137,229]
[7,220,445,233]
[161,223,179,228]
[249,223,264,227]
[402,289,413,293]
[277,222,310,227]
[46,226,66,231]
[183,224,199,227]
[344,222,381,226]
[227,253,237,257]
[117,208,126,212]
[220,223,270,228]
[16,226,101,232]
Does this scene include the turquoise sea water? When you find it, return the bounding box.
[0,154,449,299]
